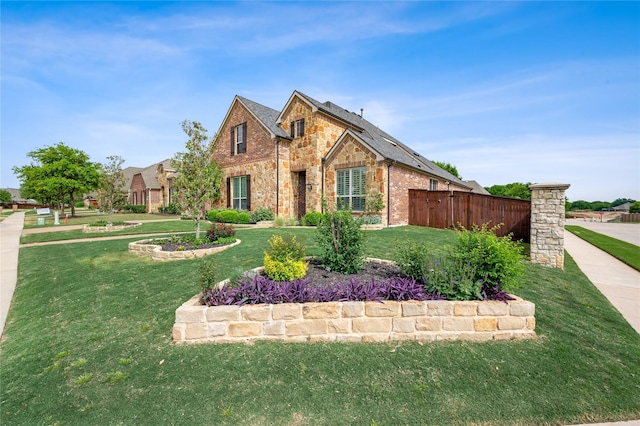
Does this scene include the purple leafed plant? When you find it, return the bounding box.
[202,275,444,307]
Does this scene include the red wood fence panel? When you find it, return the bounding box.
[408,190,531,242]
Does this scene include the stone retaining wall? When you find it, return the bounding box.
[128,239,241,261]
[83,222,142,233]
[173,296,535,344]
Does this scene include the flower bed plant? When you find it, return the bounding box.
[149,223,237,251]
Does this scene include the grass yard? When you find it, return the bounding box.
[1,226,639,425]
[566,225,640,271]
[20,220,199,244]
[22,211,180,228]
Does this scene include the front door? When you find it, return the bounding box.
[297,171,306,220]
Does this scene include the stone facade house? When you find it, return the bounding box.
[211,90,471,226]
[128,159,175,213]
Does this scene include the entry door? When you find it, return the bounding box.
[297,171,306,219]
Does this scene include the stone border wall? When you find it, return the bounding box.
[173,296,535,344]
[83,222,142,233]
[128,239,241,261]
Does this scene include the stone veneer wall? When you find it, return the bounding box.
[529,183,570,269]
[173,297,535,344]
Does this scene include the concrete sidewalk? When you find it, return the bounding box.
[0,211,25,337]
[564,228,640,334]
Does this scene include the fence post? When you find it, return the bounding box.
[529,183,570,269]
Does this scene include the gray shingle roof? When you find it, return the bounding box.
[295,91,469,188]
[237,96,291,139]
[134,159,172,190]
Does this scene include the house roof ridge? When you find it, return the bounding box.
[236,95,290,139]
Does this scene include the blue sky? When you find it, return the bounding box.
[2,1,638,202]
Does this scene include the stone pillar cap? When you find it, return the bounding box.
[529,183,570,190]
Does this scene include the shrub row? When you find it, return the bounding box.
[207,207,274,224]
[121,204,147,214]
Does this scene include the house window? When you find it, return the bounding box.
[231,123,247,155]
[289,119,305,138]
[337,167,366,211]
[430,179,438,190]
[228,175,251,211]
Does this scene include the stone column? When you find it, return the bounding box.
[529,183,570,269]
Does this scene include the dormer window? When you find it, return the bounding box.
[231,123,247,155]
[290,119,305,138]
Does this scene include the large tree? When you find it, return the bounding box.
[13,143,100,216]
[171,120,223,239]
[97,155,128,225]
[433,161,462,180]
[484,182,533,200]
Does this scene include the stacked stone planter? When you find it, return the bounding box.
[83,222,141,233]
[173,296,535,344]
[128,239,241,261]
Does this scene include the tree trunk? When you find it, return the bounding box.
[70,192,77,217]
[195,219,201,239]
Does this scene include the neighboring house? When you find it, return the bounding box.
[464,180,491,195]
[611,202,632,212]
[128,160,176,213]
[2,188,38,206]
[211,90,471,226]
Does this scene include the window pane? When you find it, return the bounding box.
[352,196,365,211]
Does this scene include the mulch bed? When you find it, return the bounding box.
[297,258,403,287]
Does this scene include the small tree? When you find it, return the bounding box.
[172,120,223,239]
[97,155,128,225]
[629,202,640,214]
[433,161,462,180]
[0,189,11,204]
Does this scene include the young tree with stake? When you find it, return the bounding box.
[172,120,223,239]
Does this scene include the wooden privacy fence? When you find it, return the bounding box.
[408,190,531,242]
[620,213,640,223]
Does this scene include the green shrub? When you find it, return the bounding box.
[630,202,640,214]
[207,223,236,242]
[250,207,274,223]
[75,201,85,208]
[216,210,239,223]
[199,260,218,292]
[263,233,307,281]
[394,240,486,301]
[450,223,525,292]
[274,216,286,227]
[159,203,181,215]
[394,241,432,282]
[421,255,483,301]
[237,212,251,224]
[301,211,323,226]
[316,210,365,274]
[207,209,219,222]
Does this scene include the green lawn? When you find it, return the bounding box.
[566,225,640,271]
[1,227,639,425]
[20,220,199,244]
[22,211,180,228]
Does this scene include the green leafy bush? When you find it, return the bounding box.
[207,209,219,222]
[263,233,307,281]
[250,207,274,223]
[421,255,483,301]
[450,223,525,292]
[630,202,640,214]
[394,241,432,282]
[216,210,239,223]
[301,211,323,226]
[75,201,85,208]
[316,210,365,274]
[237,212,251,224]
[159,203,181,215]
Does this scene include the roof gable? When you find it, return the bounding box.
[216,96,290,142]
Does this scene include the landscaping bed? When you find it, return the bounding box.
[83,222,141,233]
[129,238,240,261]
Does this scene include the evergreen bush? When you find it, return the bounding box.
[263,233,307,281]
[316,209,365,274]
